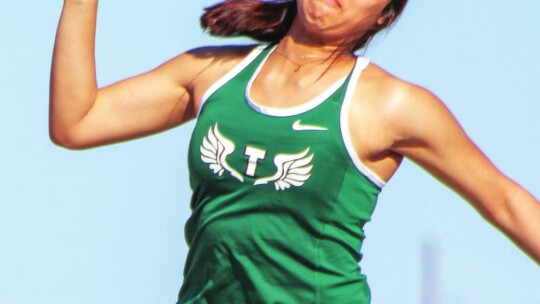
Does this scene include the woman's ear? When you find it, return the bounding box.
[377,10,396,27]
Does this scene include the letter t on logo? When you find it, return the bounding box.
[244,146,267,177]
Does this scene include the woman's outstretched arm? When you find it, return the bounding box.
[50,0,198,149]
[388,84,540,265]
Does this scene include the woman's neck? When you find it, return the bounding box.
[277,18,354,61]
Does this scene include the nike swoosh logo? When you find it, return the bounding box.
[292,120,328,131]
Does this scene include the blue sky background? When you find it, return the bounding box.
[1,1,538,303]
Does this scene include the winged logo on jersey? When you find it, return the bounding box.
[200,123,244,182]
[254,148,313,191]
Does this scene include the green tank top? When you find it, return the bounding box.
[178,44,386,304]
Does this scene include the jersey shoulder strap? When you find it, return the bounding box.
[196,44,271,116]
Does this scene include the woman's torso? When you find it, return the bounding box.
[189,44,403,183]
[178,44,393,303]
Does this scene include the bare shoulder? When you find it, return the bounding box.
[359,62,439,114]
[165,44,261,108]
[176,44,259,78]
[148,44,258,85]
[185,44,259,63]
[356,62,453,144]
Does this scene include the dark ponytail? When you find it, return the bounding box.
[200,0,296,42]
[200,0,408,52]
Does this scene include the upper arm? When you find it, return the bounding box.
[389,85,515,220]
[67,53,198,149]
[65,45,254,149]
[388,86,540,264]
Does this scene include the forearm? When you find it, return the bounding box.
[49,0,99,143]
[492,183,540,265]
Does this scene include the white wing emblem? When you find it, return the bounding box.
[200,123,244,182]
[254,148,313,191]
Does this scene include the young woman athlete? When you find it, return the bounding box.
[50,0,540,303]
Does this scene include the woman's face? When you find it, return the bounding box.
[295,0,391,45]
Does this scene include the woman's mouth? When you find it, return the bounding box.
[319,0,342,9]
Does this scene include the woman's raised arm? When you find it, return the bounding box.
[49,0,199,149]
[389,84,540,265]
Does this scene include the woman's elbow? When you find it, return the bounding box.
[49,126,89,150]
[483,183,531,233]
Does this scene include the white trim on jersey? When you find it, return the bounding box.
[197,44,268,117]
[340,58,388,189]
[245,46,347,117]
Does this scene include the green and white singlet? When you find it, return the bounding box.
[178,44,386,304]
